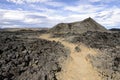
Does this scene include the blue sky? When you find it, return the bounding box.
[0,0,120,29]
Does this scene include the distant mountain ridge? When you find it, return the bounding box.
[109,28,120,31]
[50,17,107,34]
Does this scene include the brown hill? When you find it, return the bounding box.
[50,17,107,34]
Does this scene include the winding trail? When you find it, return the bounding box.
[40,34,101,80]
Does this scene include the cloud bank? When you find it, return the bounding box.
[0,0,120,29]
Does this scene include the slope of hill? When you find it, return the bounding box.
[50,17,107,34]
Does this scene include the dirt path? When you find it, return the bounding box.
[40,34,101,80]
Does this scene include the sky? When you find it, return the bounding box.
[0,0,120,29]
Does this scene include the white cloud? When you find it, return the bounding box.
[1,0,120,29]
[0,9,49,28]
[7,0,24,4]
[87,0,117,3]
[62,2,120,29]
[1,6,120,29]
[64,4,104,13]
[0,8,67,28]
[0,24,22,28]
[3,10,25,20]
[7,0,51,4]
[7,0,65,7]
[45,1,66,7]
[88,0,101,2]
[24,18,42,24]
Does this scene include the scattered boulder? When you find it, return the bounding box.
[75,46,81,52]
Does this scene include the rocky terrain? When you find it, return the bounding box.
[51,31,120,80]
[49,17,120,80]
[0,31,69,80]
[71,31,120,80]
[0,17,120,80]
